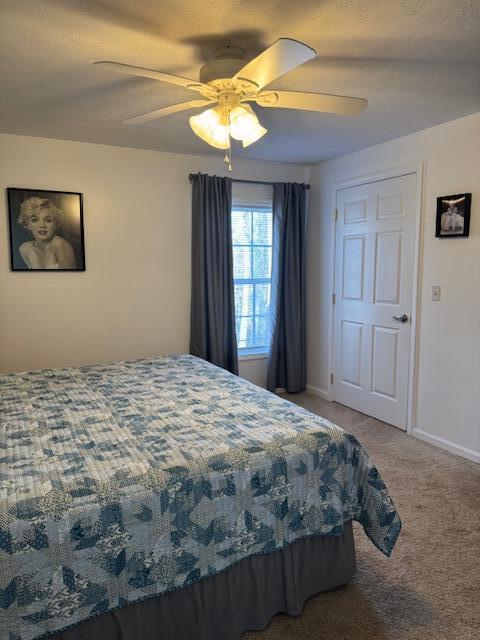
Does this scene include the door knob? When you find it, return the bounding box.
[392,314,409,323]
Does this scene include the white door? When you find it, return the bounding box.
[333,173,417,430]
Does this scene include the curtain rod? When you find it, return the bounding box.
[188,174,310,189]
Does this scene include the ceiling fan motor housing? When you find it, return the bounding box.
[199,46,257,92]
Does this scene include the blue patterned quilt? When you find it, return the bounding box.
[0,355,401,640]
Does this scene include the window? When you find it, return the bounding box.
[232,206,273,354]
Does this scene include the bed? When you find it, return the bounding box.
[0,355,401,640]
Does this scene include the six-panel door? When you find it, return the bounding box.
[333,174,417,429]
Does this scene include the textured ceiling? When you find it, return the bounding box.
[1,0,479,163]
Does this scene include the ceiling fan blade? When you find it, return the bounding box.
[93,61,212,94]
[123,100,215,125]
[255,90,368,116]
[233,39,316,91]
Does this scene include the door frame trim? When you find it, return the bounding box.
[326,162,424,434]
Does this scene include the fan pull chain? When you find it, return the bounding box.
[223,116,232,171]
[224,112,232,172]
[227,146,232,172]
[224,147,231,171]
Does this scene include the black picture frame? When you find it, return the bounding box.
[7,188,85,271]
[435,193,471,238]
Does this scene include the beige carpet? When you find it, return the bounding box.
[244,393,480,640]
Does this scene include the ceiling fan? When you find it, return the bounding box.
[94,38,367,168]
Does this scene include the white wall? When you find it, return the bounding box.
[0,133,308,384]
[307,112,480,462]
[4,115,478,460]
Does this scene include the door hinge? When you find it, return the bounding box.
[332,293,336,305]
[334,209,338,221]
[330,373,334,385]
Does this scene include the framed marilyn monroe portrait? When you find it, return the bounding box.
[7,188,85,271]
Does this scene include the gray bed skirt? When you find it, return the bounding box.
[51,523,355,640]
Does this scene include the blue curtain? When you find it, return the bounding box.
[190,173,238,375]
[267,182,308,393]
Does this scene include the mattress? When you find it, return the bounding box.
[0,355,401,640]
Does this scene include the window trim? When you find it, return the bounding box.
[238,351,269,361]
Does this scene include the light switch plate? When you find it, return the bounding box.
[432,285,441,301]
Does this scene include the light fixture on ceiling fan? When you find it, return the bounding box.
[190,102,267,149]
[94,38,367,170]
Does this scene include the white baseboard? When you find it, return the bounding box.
[306,385,329,400]
[413,428,480,464]
[276,386,329,399]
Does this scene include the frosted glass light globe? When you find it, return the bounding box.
[189,108,230,149]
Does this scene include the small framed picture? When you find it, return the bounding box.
[7,188,85,270]
[435,193,471,238]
